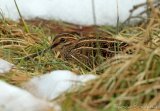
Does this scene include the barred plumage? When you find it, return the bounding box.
[52,33,131,69]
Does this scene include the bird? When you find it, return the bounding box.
[51,33,130,69]
[24,32,131,69]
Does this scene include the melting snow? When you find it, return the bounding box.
[0,59,14,74]
[0,0,148,26]
[23,70,97,100]
[0,81,54,111]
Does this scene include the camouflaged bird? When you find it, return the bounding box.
[51,33,131,68]
[24,33,132,69]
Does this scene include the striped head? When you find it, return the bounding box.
[51,33,79,51]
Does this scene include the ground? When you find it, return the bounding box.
[0,9,160,111]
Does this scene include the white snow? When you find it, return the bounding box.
[0,80,53,111]
[0,59,14,74]
[0,70,96,111]
[23,70,97,100]
[0,0,148,26]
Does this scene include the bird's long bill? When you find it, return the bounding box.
[50,41,61,49]
[23,44,59,60]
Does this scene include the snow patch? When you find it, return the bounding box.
[0,59,14,74]
[0,80,54,111]
[0,0,148,26]
[23,70,97,100]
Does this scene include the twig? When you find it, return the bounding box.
[116,0,120,34]
[91,0,97,25]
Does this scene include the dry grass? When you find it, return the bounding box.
[61,7,160,111]
[0,4,160,111]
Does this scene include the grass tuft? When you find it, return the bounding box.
[0,4,160,111]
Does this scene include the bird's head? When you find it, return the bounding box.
[51,33,79,50]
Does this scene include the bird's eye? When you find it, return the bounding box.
[60,38,66,42]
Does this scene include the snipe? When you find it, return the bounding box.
[51,33,131,69]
